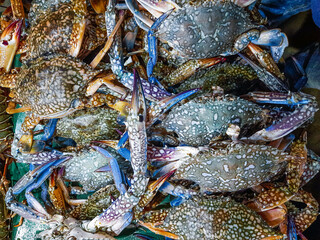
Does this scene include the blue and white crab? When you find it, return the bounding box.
[125,0,289,90]
[149,90,318,146]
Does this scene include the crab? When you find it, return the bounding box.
[139,195,283,240]
[125,0,289,91]
[148,133,320,235]
[245,135,320,234]
[150,90,318,146]
[0,53,130,153]
[6,0,108,60]
[55,106,125,147]
[150,140,294,193]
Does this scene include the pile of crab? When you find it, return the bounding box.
[0,0,319,239]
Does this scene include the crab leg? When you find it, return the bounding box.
[10,0,25,19]
[86,73,128,98]
[238,52,289,92]
[247,43,284,79]
[138,210,179,240]
[48,169,67,214]
[5,157,70,223]
[147,9,174,87]
[92,145,127,194]
[12,157,70,195]
[55,167,86,206]
[163,57,225,87]
[86,70,148,234]
[0,20,22,73]
[5,188,48,223]
[125,0,154,28]
[105,2,171,101]
[90,11,125,69]
[18,113,41,153]
[69,0,87,57]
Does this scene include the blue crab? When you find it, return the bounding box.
[139,195,283,240]
[151,91,318,146]
[148,133,320,235]
[125,0,289,90]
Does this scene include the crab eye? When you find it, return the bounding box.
[139,115,144,122]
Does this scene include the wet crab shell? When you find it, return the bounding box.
[171,142,289,192]
[142,196,282,240]
[156,1,257,59]
[26,4,78,60]
[14,54,100,118]
[160,95,265,146]
[56,107,124,146]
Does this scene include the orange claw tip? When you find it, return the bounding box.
[148,170,175,192]
[1,19,23,40]
[109,101,130,116]
[200,56,227,67]
[138,221,179,240]
[91,140,119,149]
[90,0,107,14]
[260,236,284,240]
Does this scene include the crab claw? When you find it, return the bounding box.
[86,70,148,234]
[90,0,107,13]
[131,69,147,118]
[0,19,22,72]
[5,156,71,223]
[245,92,318,141]
[148,146,199,164]
[147,88,199,126]
[238,52,289,92]
[251,29,288,62]
[147,9,175,86]
[12,156,71,195]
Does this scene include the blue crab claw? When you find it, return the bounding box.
[147,9,174,86]
[243,92,312,106]
[12,156,71,195]
[0,19,23,72]
[5,157,71,223]
[94,138,131,160]
[86,69,149,234]
[148,146,199,165]
[92,145,127,194]
[312,0,320,28]
[5,188,48,223]
[251,29,288,62]
[147,88,199,126]
[248,102,318,142]
[131,69,147,118]
[159,181,197,206]
[125,0,154,28]
[41,119,59,141]
[22,119,59,154]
